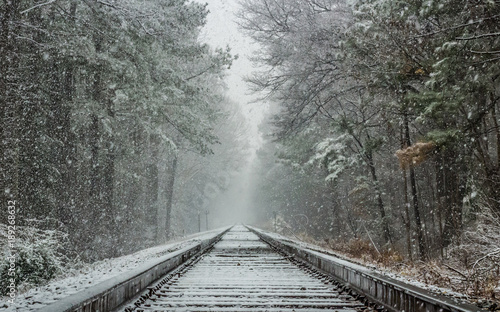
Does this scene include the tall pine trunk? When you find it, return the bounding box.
[404,111,426,260]
[365,150,391,244]
[165,155,178,239]
[55,2,78,226]
[1,1,20,223]
[438,148,465,247]
[400,125,413,260]
[488,98,500,210]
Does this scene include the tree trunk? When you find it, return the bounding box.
[103,79,115,232]
[402,170,413,260]
[439,148,465,247]
[146,163,159,225]
[103,136,116,255]
[165,155,178,239]
[20,7,46,221]
[436,192,444,258]
[1,0,20,223]
[148,134,160,228]
[90,34,103,201]
[493,101,500,169]
[404,111,426,260]
[84,31,106,258]
[489,99,500,210]
[89,113,100,192]
[365,151,391,244]
[400,124,413,260]
[55,1,78,225]
[409,166,426,259]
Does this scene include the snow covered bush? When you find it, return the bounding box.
[0,221,76,295]
[448,201,500,298]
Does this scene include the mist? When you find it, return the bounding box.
[209,164,259,228]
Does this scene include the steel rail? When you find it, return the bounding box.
[120,225,372,312]
[37,225,486,312]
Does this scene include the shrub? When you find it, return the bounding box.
[0,243,61,295]
[448,204,500,298]
[0,221,74,295]
[344,238,380,262]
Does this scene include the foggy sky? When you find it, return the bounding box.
[195,0,268,226]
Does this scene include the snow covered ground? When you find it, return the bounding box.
[0,228,229,312]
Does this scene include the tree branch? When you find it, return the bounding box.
[456,32,500,40]
[20,0,57,14]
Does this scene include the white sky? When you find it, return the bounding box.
[195,0,268,153]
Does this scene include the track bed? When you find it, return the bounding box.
[123,225,367,312]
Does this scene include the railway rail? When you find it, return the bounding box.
[39,225,485,312]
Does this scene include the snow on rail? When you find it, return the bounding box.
[0,227,230,312]
[125,225,368,312]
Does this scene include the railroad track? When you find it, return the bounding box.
[39,225,484,312]
[119,225,369,312]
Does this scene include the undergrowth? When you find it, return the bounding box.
[262,209,500,307]
[0,219,78,296]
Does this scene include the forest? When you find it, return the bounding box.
[240,0,500,298]
[0,0,251,293]
[1,0,500,303]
